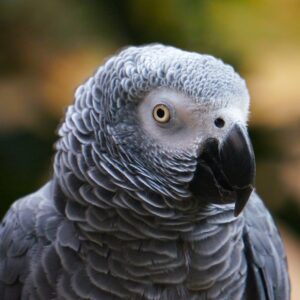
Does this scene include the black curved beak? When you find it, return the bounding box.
[189,124,256,216]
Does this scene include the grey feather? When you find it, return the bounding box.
[243,193,290,300]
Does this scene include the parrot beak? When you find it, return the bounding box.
[189,124,256,216]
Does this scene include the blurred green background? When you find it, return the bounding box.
[0,0,300,298]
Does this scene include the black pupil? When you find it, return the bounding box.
[214,118,225,128]
[156,108,165,119]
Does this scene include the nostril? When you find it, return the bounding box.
[214,118,225,128]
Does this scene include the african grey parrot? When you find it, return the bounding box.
[0,44,290,299]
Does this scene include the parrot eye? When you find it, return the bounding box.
[152,104,171,123]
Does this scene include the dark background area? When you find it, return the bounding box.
[0,1,299,297]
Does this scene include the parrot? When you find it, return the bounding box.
[0,44,290,300]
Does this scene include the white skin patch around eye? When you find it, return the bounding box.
[138,88,248,152]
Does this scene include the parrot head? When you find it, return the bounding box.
[61,44,255,217]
